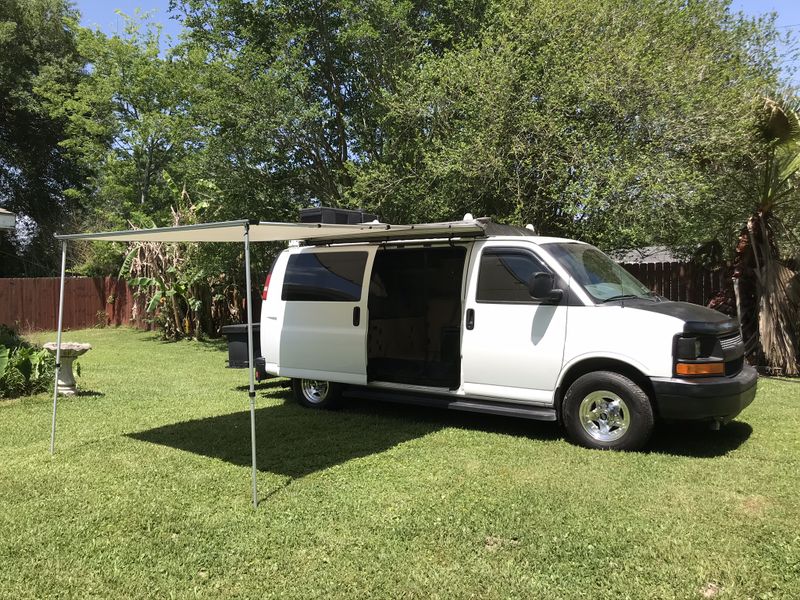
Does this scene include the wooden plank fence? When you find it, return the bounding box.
[622,262,733,306]
[0,276,148,331]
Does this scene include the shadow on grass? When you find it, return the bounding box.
[341,396,562,442]
[128,400,441,479]
[336,397,751,458]
[765,376,800,384]
[234,379,291,392]
[128,394,563,480]
[135,332,229,353]
[128,395,751,478]
[75,390,105,398]
[195,337,228,352]
[647,420,753,458]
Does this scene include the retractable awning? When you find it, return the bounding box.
[54,219,487,243]
[50,217,488,509]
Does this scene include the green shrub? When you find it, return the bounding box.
[0,324,22,349]
[0,326,55,399]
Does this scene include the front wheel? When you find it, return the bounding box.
[292,378,342,409]
[562,371,654,450]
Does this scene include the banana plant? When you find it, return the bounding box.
[118,173,215,339]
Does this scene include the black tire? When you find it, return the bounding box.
[562,371,654,450]
[291,378,342,409]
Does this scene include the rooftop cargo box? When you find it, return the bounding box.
[299,207,377,225]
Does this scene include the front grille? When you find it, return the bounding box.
[720,332,743,351]
[720,331,744,376]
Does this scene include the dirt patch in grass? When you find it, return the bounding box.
[700,581,721,598]
[739,494,769,517]
[484,536,520,552]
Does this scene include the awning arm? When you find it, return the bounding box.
[244,224,258,508]
[50,240,67,454]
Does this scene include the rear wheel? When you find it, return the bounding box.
[292,378,342,409]
[562,371,654,450]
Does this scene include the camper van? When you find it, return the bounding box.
[257,217,757,450]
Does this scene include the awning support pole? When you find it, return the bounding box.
[50,240,67,455]
[244,224,258,508]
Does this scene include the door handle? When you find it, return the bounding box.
[353,306,361,327]
[466,308,475,330]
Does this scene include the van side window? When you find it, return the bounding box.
[282,252,368,302]
[477,249,548,303]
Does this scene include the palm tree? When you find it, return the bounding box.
[733,97,800,376]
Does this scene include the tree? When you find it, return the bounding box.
[350,0,783,251]
[41,15,196,228]
[0,0,85,276]
[732,97,800,375]
[174,0,490,211]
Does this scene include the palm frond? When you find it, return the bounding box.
[758,258,800,376]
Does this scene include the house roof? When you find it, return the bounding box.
[0,207,16,230]
[612,246,684,264]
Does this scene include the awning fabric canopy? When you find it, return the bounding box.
[55,219,486,244]
[50,217,488,510]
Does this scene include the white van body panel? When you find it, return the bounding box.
[461,239,569,404]
[262,234,690,397]
[260,251,288,374]
[260,245,376,384]
[560,305,683,383]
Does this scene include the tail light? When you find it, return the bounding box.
[261,273,271,301]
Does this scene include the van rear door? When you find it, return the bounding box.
[276,247,374,385]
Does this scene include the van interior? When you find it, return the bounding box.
[367,246,466,388]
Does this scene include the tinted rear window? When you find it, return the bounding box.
[282,252,367,302]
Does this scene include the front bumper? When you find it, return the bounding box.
[650,365,758,421]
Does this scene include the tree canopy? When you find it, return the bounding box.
[3,1,792,268]
[0,0,85,275]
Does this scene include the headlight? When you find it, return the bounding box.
[674,334,725,377]
[675,336,702,360]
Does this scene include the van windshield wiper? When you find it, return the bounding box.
[601,294,646,303]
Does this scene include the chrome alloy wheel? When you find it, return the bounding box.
[300,379,330,404]
[578,390,631,442]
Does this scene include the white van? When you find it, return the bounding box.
[257,218,757,450]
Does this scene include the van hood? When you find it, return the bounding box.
[627,300,739,336]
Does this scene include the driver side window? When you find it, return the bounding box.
[476,248,549,303]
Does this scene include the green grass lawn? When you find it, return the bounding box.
[1,327,799,599]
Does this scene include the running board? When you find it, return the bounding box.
[344,387,557,421]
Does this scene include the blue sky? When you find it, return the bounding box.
[75,0,799,81]
[731,0,800,82]
[76,0,183,42]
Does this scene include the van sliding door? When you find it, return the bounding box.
[277,248,375,385]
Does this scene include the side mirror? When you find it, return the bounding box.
[528,272,563,303]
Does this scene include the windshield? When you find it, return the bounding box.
[544,242,652,303]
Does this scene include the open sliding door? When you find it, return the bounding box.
[277,247,376,385]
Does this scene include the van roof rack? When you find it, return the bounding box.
[304,217,535,246]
